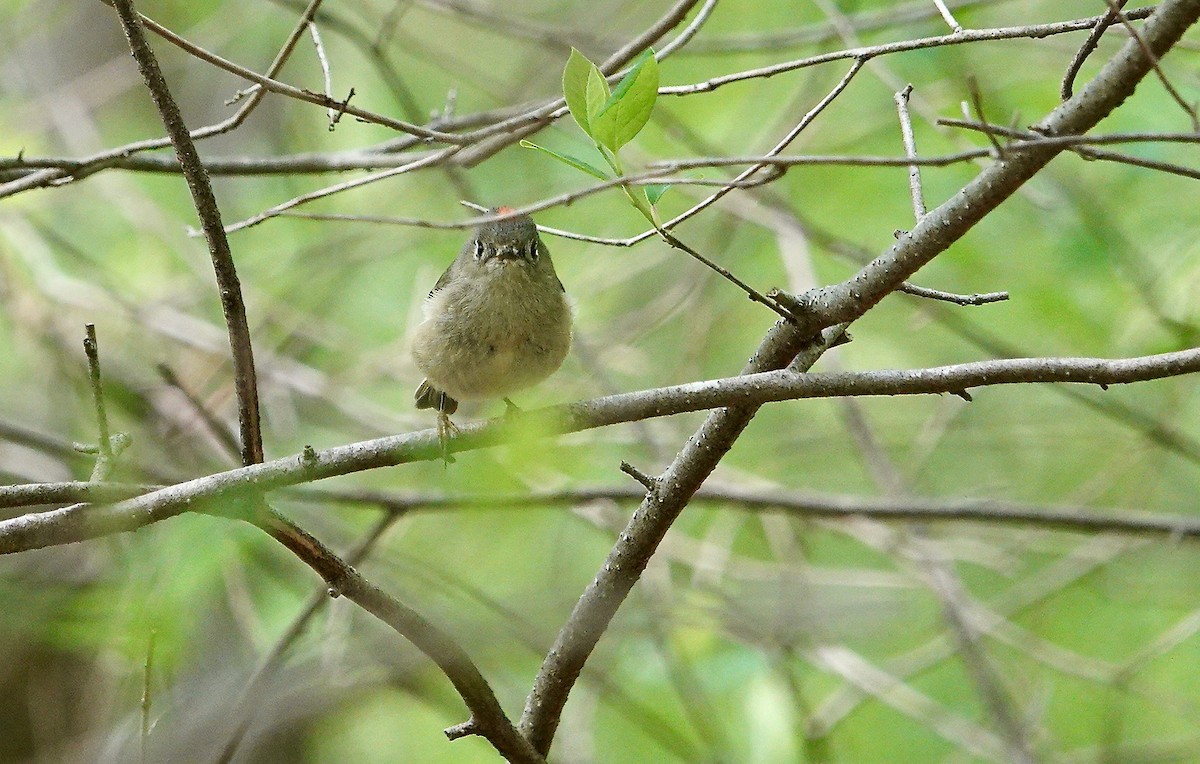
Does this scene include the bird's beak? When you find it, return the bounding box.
[494,245,522,261]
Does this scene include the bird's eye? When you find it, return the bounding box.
[473,240,486,260]
[527,240,539,262]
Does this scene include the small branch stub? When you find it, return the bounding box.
[620,460,660,493]
[445,718,481,741]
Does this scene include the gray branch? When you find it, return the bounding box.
[516,1,1200,755]
[3,347,1197,555]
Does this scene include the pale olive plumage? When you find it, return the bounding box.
[412,211,571,416]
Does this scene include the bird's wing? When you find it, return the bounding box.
[428,259,456,298]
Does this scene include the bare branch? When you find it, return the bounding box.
[0,0,328,199]
[4,346,1199,555]
[898,283,1009,306]
[82,324,118,481]
[135,11,473,143]
[1102,0,1200,129]
[894,84,927,219]
[659,8,1157,95]
[517,4,1200,753]
[931,0,965,33]
[1062,0,1127,100]
[109,0,264,466]
[258,509,544,763]
[10,480,1200,543]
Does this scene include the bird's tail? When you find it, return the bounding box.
[414,380,459,414]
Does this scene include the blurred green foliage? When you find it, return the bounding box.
[1,0,1199,762]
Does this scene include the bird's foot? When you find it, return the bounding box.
[436,411,460,466]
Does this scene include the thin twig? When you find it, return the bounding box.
[306,21,336,128]
[156,364,242,463]
[894,84,927,219]
[12,479,1200,543]
[657,228,798,322]
[140,630,156,764]
[1102,0,1200,129]
[1061,0,1127,100]
[659,7,1157,95]
[0,0,328,199]
[939,119,1200,180]
[619,461,660,493]
[931,0,964,33]
[219,147,460,234]
[82,324,113,481]
[964,75,1005,158]
[898,283,1009,305]
[135,12,472,143]
[109,0,264,467]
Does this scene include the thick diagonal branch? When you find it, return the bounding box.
[516,1,1200,754]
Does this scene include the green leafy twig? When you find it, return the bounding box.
[525,48,798,322]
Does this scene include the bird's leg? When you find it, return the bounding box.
[436,393,459,466]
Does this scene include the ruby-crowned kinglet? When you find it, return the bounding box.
[412,208,571,424]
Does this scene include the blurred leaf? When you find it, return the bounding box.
[520,140,611,181]
[591,49,658,151]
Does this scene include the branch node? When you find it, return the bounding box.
[329,87,355,131]
[766,288,808,317]
[620,461,660,494]
[953,389,974,402]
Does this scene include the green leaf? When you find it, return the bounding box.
[584,65,611,137]
[563,48,598,136]
[644,183,672,206]
[520,140,611,181]
[591,49,659,152]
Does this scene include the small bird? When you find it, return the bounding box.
[412,208,572,442]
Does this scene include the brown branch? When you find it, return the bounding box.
[4,345,1200,554]
[1062,0,1127,100]
[0,0,328,199]
[938,119,1200,179]
[156,364,243,463]
[516,2,1200,754]
[214,511,401,764]
[257,509,544,763]
[133,12,471,144]
[791,0,1199,332]
[10,480,1200,542]
[1102,0,1200,129]
[659,7,1158,95]
[109,0,263,466]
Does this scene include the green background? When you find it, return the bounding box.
[1,0,1198,761]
